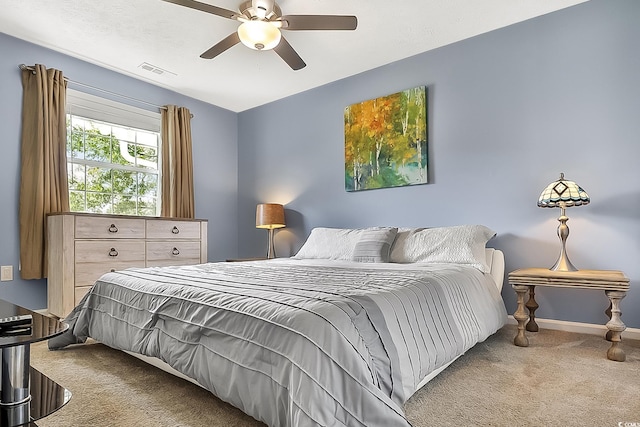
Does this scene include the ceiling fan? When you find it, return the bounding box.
[162,0,357,70]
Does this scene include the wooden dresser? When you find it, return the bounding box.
[47,213,208,318]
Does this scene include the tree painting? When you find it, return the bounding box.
[344,86,427,192]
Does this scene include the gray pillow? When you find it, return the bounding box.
[352,228,398,263]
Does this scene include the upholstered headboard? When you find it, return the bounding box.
[486,248,505,291]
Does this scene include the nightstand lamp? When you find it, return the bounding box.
[537,173,590,271]
[256,203,286,259]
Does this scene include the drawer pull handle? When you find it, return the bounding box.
[108,224,119,233]
[172,247,180,256]
[171,226,180,234]
[108,248,119,257]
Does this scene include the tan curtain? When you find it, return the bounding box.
[161,105,195,218]
[19,64,70,279]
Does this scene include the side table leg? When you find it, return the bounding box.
[512,285,530,347]
[525,285,539,332]
[604,290,626,362]
[604,301,613,341]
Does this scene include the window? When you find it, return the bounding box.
[66,90,161,216]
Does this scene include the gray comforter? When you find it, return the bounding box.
[50,259,507,426]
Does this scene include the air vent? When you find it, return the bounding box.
[138,62,177,77]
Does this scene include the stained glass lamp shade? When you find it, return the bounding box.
[538,173,590,271]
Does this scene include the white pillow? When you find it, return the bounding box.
[389,228,426,263]
[294,227,397,261]
[390,225,496,272]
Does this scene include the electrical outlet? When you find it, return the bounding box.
[1,266,13,281]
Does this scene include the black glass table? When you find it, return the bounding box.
[0,300,70,426]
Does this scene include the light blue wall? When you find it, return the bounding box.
[238,0,640,328]
[0,33,238,309]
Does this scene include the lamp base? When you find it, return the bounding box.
[550,251,578,272]
[266,228,276,259]
[551,209,578,272]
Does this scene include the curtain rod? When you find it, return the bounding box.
[19,64,193,117]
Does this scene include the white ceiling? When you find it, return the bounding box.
[1,0,587,112]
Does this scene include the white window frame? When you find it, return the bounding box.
[66,89,162,216]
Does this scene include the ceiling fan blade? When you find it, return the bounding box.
[161,0,240,20]
[280,15,357,31]
[273,36,306,70]
[200,32,241,59]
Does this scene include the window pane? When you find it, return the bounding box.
[137,145,158,170]
[69,190,86,212]
[69,127,85,160]
[113,194,137,215]
[71,116,88,129]
[112,126,136,143]
[138,172,158,197]
[66,118,72,158]
[68,163,86,190]
[91,121,112,136]
[112,140,137,167]
[84,126,112,162]
[112,169,137,194]
[138,196,157,216]
[137,131,158,147]
[86,167,112,192]
[86,193,112,214]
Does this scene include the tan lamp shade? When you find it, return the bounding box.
[256,204,286,229]
[256,203,285,259]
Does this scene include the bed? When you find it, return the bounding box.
[49,225,508,427]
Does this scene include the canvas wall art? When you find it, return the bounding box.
[344,86,427,192]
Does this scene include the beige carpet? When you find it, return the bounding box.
[31,325,640,427]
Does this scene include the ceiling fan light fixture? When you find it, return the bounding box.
[237,21,281,50]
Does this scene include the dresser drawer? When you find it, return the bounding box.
[75,216,145,239]
[146,241,201,266]
[75,261,142,287]
[75,240,146,263]
[146,220,201,239]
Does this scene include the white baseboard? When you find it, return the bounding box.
[506,316,640,341]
